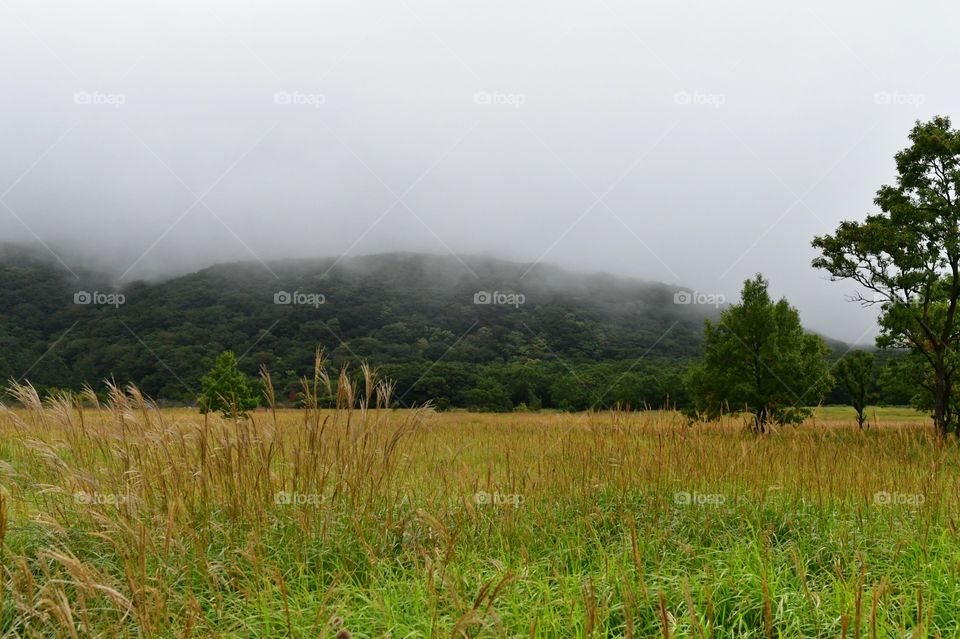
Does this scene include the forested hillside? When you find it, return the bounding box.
[1,245,722,409]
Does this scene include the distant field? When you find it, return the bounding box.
[1,397,956,637]
[811,405,930,425]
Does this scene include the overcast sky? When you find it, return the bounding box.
[2,0,958,343]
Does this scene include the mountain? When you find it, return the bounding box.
[1,244,738,409]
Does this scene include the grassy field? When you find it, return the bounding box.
[810,405,930,425]
[1,383,957,637]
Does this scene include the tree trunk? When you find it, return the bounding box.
[932,370,952,438]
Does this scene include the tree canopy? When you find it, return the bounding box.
[197,351,260,418]
[685,275,833,431]
[834,350,875,429]
[813,116,960,436]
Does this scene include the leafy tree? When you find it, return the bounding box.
[834,350,875,428]
[463,375,513,412]
[605,372,652,409]
[685,275,832,432]
[547,371,597,412]
[813,116,960,437]
[880,349,960,420]
[878,353,923,406]
[197,351,260,418]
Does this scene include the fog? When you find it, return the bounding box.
[2,0,958,343]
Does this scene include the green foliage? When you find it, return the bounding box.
[462,374,513,412]
[197,351,260,418]
[0,249,709,410]
[381,359,690,412]
[813,116,960,436]
[833,350,875,428]
[685,274,832,431]
[878,353,922,406]
[2,247,906,412]
[879,349,960,419]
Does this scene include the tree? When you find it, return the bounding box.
[878,352,923,406]
[812,116,960,437]
[463,374,513,412]
[834,350,875,429]
[198,351,260,418]
[685,275,832,432]
[880,349,960,418]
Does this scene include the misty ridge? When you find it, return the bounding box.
[0,238,713,299]
[8,2,958,346]
[1,235,871,414]
[2,238,723,312]
[2,241,737,408]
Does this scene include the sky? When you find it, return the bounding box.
[1,0,958,344]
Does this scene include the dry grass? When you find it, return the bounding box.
[0,373,957,637]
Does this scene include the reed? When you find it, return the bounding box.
[0,365,956,637]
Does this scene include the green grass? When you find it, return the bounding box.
[1,391,958,638]
[811,405,929,423]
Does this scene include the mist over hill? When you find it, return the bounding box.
[1,243,862,409]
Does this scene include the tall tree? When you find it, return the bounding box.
[198,351,260,419]
[685,275,832,433]
[834,350,875,429]
[813,116,960,437]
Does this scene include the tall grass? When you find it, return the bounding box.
[0,365,958,637]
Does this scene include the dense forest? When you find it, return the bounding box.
[0,243,906,410]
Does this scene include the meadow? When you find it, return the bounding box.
[1,375,957,638]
